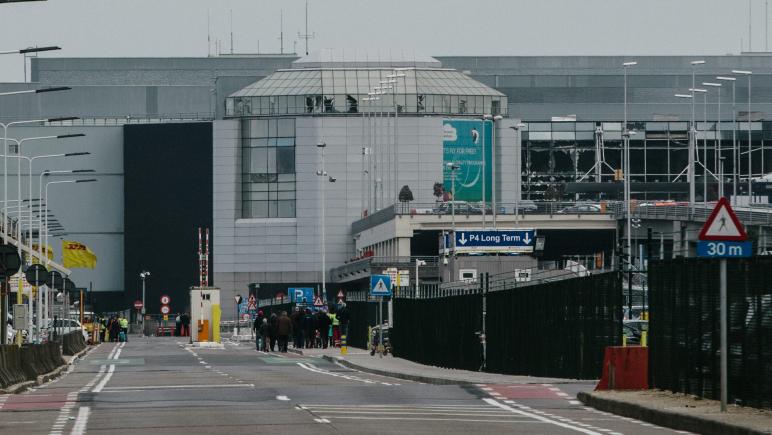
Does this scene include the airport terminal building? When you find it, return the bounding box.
[3,50,772,315]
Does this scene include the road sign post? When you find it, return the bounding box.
[370,274,392,357]
[696,197,748,412]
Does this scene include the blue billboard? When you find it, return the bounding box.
[442,119,492,202]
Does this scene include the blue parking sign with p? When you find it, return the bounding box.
[370,274,392,296]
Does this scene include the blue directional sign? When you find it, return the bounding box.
[697,241,753,258]
[370,274,392,296]
[453,229,536,253]
[289,287,315,305]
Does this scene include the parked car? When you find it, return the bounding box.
[433,201,482,215]
[41,318,88,341]
[557,203,602,214]
[623,320,649,345]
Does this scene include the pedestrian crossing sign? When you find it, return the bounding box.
[698,198,747,241]
[370,274,392,296]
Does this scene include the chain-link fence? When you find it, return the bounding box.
[649,257,772,409]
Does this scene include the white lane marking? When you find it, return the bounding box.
[70,406,90,435]
[314,418,331,423]
[303,404,493,408]
[483,398,602,435]
[100,384,254,391]
[92,364,115,393]
[312,410,517,417]
[570,400,582,405]
[276,395,290,401]
[297,362,394,385]
[317,416,542,423]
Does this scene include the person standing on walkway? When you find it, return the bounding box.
[276,311,292,352]
[259,318,270,351]
[175,313,182,336]
[291,307,304,349]
[269,312,278,352]
[303,309,315,348]
[181,312,190,337]
[316,309,331,349]
[328,309,340,347]
[253,310,265,350]
[119,315,129,342]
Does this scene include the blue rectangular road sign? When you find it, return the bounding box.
[454,229,535,253]
[697,241,753,258]
[370,274,392,296]
[289,287,315,304]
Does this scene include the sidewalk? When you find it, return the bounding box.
[290,346,595,386]
[579,390,772,435]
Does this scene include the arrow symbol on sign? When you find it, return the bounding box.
[458,233,468,245]
[523,232,532,244]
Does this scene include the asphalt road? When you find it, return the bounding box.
[0,337,691,434]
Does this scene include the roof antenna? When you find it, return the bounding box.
[230,9,234,54]
[298,1,316,56]
[207,9,211,57]
[278,9,284,54]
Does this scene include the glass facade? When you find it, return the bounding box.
[241,118,296,218]
[520,121,771,201]
[225,68,507,117]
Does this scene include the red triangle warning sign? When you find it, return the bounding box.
[313,296,324,307]
[699,198,748,241]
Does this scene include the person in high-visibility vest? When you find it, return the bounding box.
[329,311,340,347]
[119,315,129,342]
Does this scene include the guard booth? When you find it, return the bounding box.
[189,286,221,344]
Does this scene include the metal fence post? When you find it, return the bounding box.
[481,272,488,371]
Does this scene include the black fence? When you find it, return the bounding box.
[390,272,620,378]
[487,272,621,379]
[346,301,378,349]
[649,257,772,409]
[392,294,482,372]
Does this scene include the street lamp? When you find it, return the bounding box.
[510,123,527,221]
[2,134,85,254]
[622,61,637,274]
[38,163,92,253]
[690,88,708,205]
[716,76,738,200]
[140,271,150,336]
[732,70,752,206]
[0,116,79,242]
[43,179,96,266]
[317,141,336,303]
[687,60,705,207]
[675,93,695,207]
[446,162,460,232]
[484,114,504,229]
[704,82,723,200]
[0,46,61,56]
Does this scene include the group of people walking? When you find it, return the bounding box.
[101,315,129,342]
[252,303,350,352]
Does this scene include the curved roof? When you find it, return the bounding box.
[229,68,505,98]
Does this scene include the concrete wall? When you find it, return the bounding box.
[10,125,124,293]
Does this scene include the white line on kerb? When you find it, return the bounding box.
[483,398,602,435]
[70,406,90,435]
[276,395,290,401]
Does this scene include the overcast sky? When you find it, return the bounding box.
[0,0,765,82]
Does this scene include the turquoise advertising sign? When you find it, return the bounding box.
[442,119,492,202]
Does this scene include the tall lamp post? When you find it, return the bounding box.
[0,116,78,242]
[317,141,336,303]
[484,114,504,229]
[623,61,637,276]
[688,60,706,208]
[704,82,723,200]
[732,70,752,206]
[716,76,737,200]
[690,87,708,205]
[43,179,96,267]
[446,162,460,232]
[140,271,150,336]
